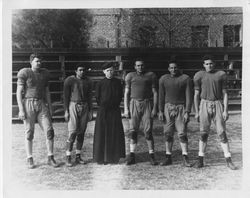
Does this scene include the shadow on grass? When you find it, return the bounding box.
[127,149,242,168]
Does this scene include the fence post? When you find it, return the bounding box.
[223,54,229,69]
[116,55,122,69]
[115,55,125,81]
[224,54,228,61]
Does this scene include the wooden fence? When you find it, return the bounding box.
[12,48,242,120]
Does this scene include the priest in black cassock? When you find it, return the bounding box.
[93,63,126,164]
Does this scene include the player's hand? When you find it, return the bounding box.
[18,110,26,120]
[184,112,190,124]
[49,106,53,117]
[64,111,69,122]
[158,111,164,121]
[124,109,130,119]
[195,112,200,123]
[45,103,53,117]
[124,110,130,119]
[151,107,157,118]
[88,109,93,121]
[222,111,229,121]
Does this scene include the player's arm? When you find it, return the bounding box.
[151,87,158,118]
[151,73,158,118]
[222,89,229,121]
[44,70,53,117]
[87,81,93,121]
[222,73,229,121]
[45,86,53,117]
[63,78,71,122]
[118,79,123,104]
[124,87,130,118]
[194,89,200,122]
[124,73,131,118]
[158,77,165,121]
[193,72,201,122]
[16,84,26,120]
[184,78,193,123]
[87,81,93,110]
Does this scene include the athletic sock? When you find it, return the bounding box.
[76,150,81,155]
[130,143,136,153]
[149,150,154,154]
[224,152,231,158]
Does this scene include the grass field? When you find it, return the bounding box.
[10,114,242,190]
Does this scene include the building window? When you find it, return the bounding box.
[223,25,241,47]
[191,26,209,48]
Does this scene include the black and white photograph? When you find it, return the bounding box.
[2,0,250,197]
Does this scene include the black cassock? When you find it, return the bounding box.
[93,77,126,164]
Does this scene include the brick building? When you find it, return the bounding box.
[88,7,243,48]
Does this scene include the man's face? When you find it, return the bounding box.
[31,57,42,70]
[75,67,86,79]
[103,67,114,79]
[203,59,214,72]
[168,63,178,76]
[134,61,145,73]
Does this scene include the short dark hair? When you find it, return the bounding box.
[75,63,89,71]
[203,55,214,62]
[168,59,178,66]
[134,58,144,64]
[102,62,114,70]
[29,53,42,63]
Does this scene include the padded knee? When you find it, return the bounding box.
[66,141,74,152]
[26,131,34,141]
[145,132,153,141]
[219,131,228,143]
[47,129,55,140]
[200,132,208,142]
[165,134,174,142]
[179,134,188,143]
[76,134,84,150]
[67,132,77,143]
[77,133,84,143]
[129,130,138,143]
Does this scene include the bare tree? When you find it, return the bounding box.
[12,9,93,49]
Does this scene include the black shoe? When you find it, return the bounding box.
[193,156,204,168]
[126,153,136,165]
[182,155,192,167]
[27,157,35,169]
[75,154,86,165]
[226,157,237,170]
[149,153,158,165]
[160,154,172,166]
[48,155,59,168]
[66,155,73,167]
